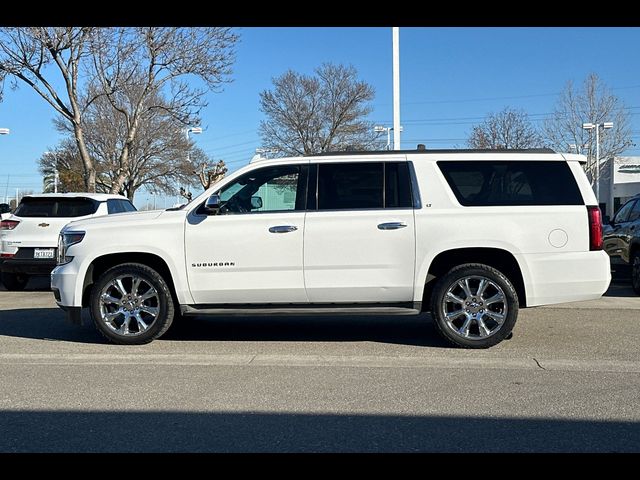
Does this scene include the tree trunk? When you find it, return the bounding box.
[110,143,130,195]
[73,124,96,192]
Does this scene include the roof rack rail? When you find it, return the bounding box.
[305,147,556,156]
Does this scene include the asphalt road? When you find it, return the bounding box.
[0,275,639,452]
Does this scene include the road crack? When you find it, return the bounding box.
[532,357,547,370]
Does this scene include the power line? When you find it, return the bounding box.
[372,84,640,107]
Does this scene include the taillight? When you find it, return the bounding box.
[587,206,603,251]
[0,220,19,230]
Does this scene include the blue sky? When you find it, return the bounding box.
[1,26,639,208]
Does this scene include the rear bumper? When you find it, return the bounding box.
[520,250,612,307]
[0,257,57,275]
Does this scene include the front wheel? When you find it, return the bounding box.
[631,252,640,295]
[90,263,176,345]
[1,272,29,291]
[430,263,519,349]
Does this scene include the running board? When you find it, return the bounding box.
[180,302,422,317]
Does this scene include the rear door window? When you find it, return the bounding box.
[437,161,584,206]
[317,163,384,210]
[15,198,98,217]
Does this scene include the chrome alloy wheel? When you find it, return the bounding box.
[98,275,160,336]
[440,275,508,340]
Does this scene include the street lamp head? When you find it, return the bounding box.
[374,126,386,133]
[188,127,203,135]
[602,122,614,130]
[582,123,595,130]
[0,128,10,135]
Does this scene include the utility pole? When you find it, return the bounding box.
[392,27,401,151]
[582,122,613,205]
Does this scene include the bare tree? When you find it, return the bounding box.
[38,140,87,193]
[0,27,98,191]
[468,107,545,149]
[543,73,633,183]
[81,88,198,200]
[48,86,204,200]
[90,27,238,195]
[259,63,381,156]
[189,148,228,190]
[177,148,228,201]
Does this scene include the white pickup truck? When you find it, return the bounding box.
[51,148,611,348]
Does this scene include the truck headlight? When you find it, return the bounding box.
[57,231,85,265]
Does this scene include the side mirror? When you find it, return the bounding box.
[603,215,611,225]
[203,194,221,215]
[251,196,263,210]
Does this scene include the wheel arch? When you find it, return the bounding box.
[81,252,179,308]
[421,247,527,310]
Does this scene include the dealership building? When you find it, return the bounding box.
[594,156,640,220]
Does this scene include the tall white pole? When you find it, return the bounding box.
[595,125,600,204]
[392,27,401,151]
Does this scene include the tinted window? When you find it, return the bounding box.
[629,200,640,222]
[107,199,137,214]
[199,165,304,215]
[385,162,413,208]
[616,199,638,223]
[318,163,383,210]
[120,200,137,212]
[107,199,123,214]
[438,161,584,206]
[15,198,98,217]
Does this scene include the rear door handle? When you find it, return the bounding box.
[269,225,298,233]
[377,222,407,230]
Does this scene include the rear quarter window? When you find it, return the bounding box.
[437,161,584,206]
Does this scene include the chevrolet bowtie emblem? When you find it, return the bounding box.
[38,223,50,227]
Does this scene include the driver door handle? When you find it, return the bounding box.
[377,222,407,230]
[269,225,298,234]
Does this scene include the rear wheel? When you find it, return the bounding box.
[631,252,640,295]
[430,263,519,349]
[90,263,175,345]
[1,272,29,291]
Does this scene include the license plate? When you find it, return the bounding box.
[34,248,55,259]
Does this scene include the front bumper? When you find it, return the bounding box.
[51,263,86,326]
[51,262,82,307]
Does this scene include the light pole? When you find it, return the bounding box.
[185,126,203,162]
[0,128,9,135]
[569,143,589,154]
[374,125,403,150]
[582,122,613,204]
[392,27,401,150]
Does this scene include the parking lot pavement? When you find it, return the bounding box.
[0,274,639,452]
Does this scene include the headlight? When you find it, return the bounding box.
[57,231,85,265]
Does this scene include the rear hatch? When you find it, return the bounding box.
[0,197,99,254]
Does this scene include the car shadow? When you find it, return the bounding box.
[0,306,451,348]
[162,313,451,348]
[0,308,104,343]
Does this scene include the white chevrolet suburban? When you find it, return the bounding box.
[50,148,611,348]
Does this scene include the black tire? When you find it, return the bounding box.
[631,252,640,295]
[1,272,29,291]
[430,263,519,349]
[89,263,176,345]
